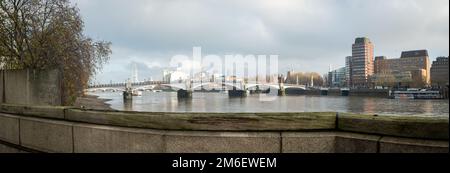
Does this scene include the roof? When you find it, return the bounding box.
[401,50,429,58]
[354,37,371,44]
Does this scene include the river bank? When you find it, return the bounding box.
[74,95,113,110]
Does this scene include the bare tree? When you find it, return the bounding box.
[0,0,111,105]
[286,72,324,86]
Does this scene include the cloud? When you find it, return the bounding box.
[71,0,449,83]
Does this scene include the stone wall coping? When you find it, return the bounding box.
[338,113,449,140]
[0,103,448,140]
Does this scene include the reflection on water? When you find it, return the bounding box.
[90,91,449,117]
[123,99,133,111]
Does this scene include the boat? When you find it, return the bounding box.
[414,91,443,99]
[390,90,443,99]
[152,90,162,93]
[132,90,143,96]
[393,93,415,99]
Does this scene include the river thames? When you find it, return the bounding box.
[88,91,449,117]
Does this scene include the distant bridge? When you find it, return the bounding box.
[86,81,307,93]
[88,81,168,89]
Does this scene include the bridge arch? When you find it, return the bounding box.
[133,85,156,91]
[191,82,244,90]
[284,85,307,90]
[246,84,281,90]
[85,88,126,92]
[160,83,188,90]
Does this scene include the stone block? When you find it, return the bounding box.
[4,70,29,105]
[0,113,20,144]
[0,104,66,119]
[165,131,280,153]
[66,109,336,131]
[380,136,448,153]
[27,69,62,106]
[20,117,73,153]
[73,124,164,153]
[3,69,62,106]
[282,132,335,153]
[335,132,380,153]
[0,143,21,153]
[338,113,449,140]
[0,71,3,102]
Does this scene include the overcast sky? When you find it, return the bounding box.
[70,0,449,84]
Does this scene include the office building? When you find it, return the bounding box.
[372,50,430,88]
[431,56,449,87]
[345,56,352,87]
[328,67,347,87]
[351,37,374,87]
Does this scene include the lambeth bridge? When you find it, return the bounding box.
[86,81,307,93]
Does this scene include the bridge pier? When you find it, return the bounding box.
[123,91,133,100]
[341,89,350,96]
[278,88,286,96]
[278,80,286,96]
[321,89,328,96]
[250,87,264,94]
[177,89,193,99]
[228,89,248,97]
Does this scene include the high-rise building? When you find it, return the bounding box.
[345,56,352,87]
[374,56,387,74]
[431,56,449,87]
[401,50,431,85]
[328,67,347,87]
[163,69,171,82]
[372,50,430,88]
[351,37,374,87]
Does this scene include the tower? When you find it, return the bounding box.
[351,37,374,87]
[345,56,353,87]
[132,63,139,83]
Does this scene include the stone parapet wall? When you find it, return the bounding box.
[0,69,62,106]
[0,104,448,153]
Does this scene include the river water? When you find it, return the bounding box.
[89,91,449,117]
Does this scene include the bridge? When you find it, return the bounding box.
[86,81,307,93]
[86,81,167,92]
[88,81,168,89]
